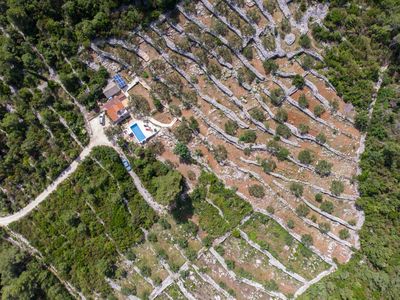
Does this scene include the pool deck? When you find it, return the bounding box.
[123,119,160,144]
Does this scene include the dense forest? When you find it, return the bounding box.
[302,0,400,299]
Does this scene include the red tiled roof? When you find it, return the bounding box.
[103,93,128,123]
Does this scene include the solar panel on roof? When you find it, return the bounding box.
[113,74,127,89]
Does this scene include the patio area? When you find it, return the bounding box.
[123,119,160,144]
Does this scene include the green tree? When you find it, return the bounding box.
[292,75,305,89]
[299,34,311,48]
[250,108,265,122]
[296,204,310,217]
[314,105,326,117]
[301,234,313,247]
[331,180,345,196]
[276,124,292,138]
[339,229,350,240]
[298,94,309,108]
[316,132,327,144]
[224,120,238,136]
[320,201,334,214]
[173,143,191,162]
[298,149,313,164]
[290,182,304,198]
[261,159,276,173]
[299,123,310,135]
[315,160,332,176]
[239,130,257,143]
[263,59,278,74]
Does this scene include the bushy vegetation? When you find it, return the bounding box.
[0,86,84,214]
[303,0,400,298]
[190,172,252,239]
[132,146,184,207]
[11,147,157,297]
[0,235,72,299]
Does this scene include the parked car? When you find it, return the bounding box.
[99,112,105,126]
[122,159,131,171]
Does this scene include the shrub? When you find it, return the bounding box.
[177,238,188,248]
[208,61,222,79]
[355,111,369,131]
[248,9,261,24]
[174,143,191,162]
[248,184,265,198]
[330,100,339,112]
[314,105,326,117]
[174,120,192,143]
[290,182,304,197]
[266,205,275,214]
[296,203,310,217]
[315,160,332,176]
[316,132,327,144]
[239,130,257,143]
[310,214,317,223]
[276,124,292,138]
[213,145,228,163]
[243,46,253,60]
[140,265,151,277]
[261,159,276,173]
[270,88,285,106]
[281,18,291,33]
[202,236,212,248]
[331,180,345,196]
[169,104,182,117]
[265,279,279,291]
[299,34,311,48]
[215,245,225,256]
[315,193,323,202]
[226,259,235,270]
[276,147,290,161]
[287,219,295,229]
[263,59,278,74]
[276,108,288,123]
[224,120,238,136]
[301,234,313,247]
[339,228,350,240]
[302,55,314,70]
[185,248,197,261]
[298,94,309,108]
[298,149,313,164]
[232,228,241,238]
[250,108,265,122]
[320,201,334,214]
[182,221,198,236]
[299,123,310,135]
[148,232,158,242]
[292,75,305,89]
[319,222,331,233]
[243,147,252,156]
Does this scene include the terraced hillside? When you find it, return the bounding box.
[71,0,367,298]
[2,0,396,299]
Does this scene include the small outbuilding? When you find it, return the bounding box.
[103,81,120,99]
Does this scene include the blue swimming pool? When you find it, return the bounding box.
[130,123,146,143]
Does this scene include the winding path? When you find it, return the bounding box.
[0,116,164,226]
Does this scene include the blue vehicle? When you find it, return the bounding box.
[122,159,131,171]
